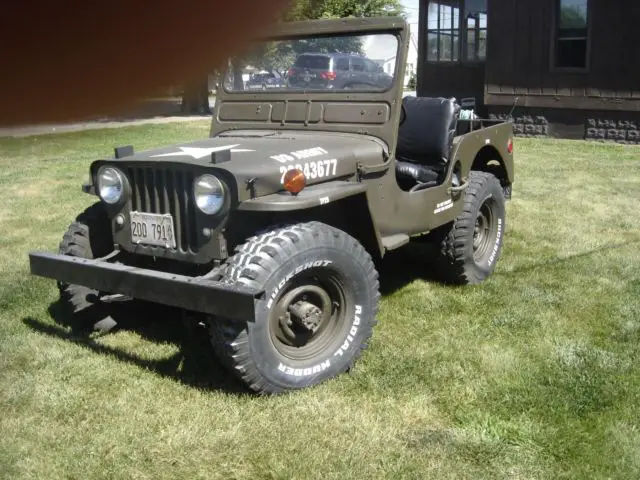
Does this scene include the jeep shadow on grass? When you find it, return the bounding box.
[24,300,248,393]
[28,16,514,395]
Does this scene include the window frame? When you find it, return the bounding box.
[426,1,460,63]
[425,0,488,65]
[550,0,592,73]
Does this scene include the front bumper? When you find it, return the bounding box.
[29,252,263,321]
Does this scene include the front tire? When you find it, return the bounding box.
[57,202,120,333]
[209,222,380,395]
[435,171,506,284]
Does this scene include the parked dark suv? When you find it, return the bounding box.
[287,52,393,90]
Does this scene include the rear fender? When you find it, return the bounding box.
[450,122,515,185]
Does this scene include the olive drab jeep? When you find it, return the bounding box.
[29,16,514,394]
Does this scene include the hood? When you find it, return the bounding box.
[104,130,386,200]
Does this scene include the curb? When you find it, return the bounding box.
[0,115,211,138]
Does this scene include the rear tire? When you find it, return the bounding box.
[434,171,506,284]
[208,222,380,395]
[57,202,120,333]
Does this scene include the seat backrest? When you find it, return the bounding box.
[396,96,460,164]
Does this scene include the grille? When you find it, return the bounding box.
[127,167,199,253]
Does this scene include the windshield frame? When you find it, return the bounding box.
[210,17,410,148]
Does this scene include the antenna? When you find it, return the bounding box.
[508,96,519,118]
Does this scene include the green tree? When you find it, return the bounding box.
[407,73,416,90]
[318,0,404,18]
[283,0,325,21]
[284,0,405,20]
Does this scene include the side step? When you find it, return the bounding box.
[381,234,410,251]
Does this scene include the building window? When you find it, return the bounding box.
[554,0,589,68]
[465,0,487,61]
[427,1,460,62]
[426,0,487,63]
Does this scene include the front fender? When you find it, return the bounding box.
[237,180,367,212]
[237,180,384,258]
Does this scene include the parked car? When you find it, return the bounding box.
[287,52,393,90]
[246,70,286,90]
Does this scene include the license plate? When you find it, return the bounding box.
[130,211,177,249]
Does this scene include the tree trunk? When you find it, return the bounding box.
[181,76,211,115]
[233,63,245,91]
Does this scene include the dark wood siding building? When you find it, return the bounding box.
[417,0,640,143]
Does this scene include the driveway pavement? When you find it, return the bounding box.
[0,115,211,138]
[0,97,214,138]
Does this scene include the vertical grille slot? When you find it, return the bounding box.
[126,167,198,254]
[128,167,140,211]
[162,170,177,250]
[146,168,156,212]
[156,169,166,214]
[185,171,198,252]
[176,171,190,252]
[137,167,147,211]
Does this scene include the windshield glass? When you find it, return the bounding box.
[223,32,399,93]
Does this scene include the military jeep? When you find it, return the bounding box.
[29,16,514,394]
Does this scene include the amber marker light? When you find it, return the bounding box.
[283,169,306,194]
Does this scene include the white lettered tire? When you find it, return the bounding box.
[208,222,380,394]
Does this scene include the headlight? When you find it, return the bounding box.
[97,166,124,204]
[194,174,225,215]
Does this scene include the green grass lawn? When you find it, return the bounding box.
[1,123,639,479]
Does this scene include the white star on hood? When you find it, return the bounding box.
[150,144,254,159]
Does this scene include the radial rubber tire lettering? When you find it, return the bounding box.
[208,222,380,395]
[436,171,506,284]
[57,202,121,333]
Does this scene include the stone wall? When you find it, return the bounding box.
[487,108,640,144]
[488,114,549,137]
[584,119,639,144]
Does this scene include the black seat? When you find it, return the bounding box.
[395,96,460,188]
